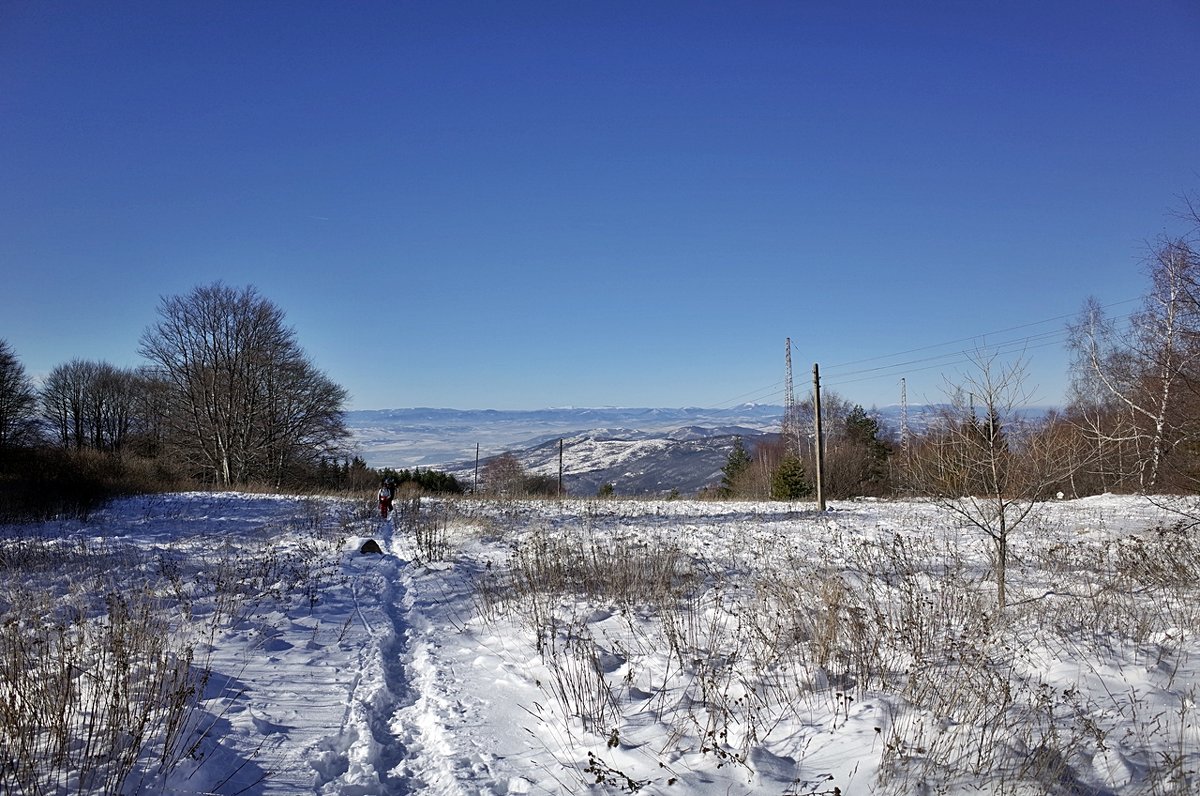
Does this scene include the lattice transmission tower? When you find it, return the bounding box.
[782,338,800,455]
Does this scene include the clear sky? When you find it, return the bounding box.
[2,1,1198,411]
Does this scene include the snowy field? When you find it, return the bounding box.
[2,492,1199,794]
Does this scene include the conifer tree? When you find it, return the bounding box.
[719,437,752,497]
[770,454,811,500]
[845,404,891,492]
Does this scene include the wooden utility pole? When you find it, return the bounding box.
[813,363,826,511]
[473,443,480,495]
[558,438,564,499]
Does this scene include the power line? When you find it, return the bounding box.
[827,327,1072,381]
[813,300,1141,392]
[705,298,1143,412]
[821,297,1139,373]
[824,334,1077,390]
[822,313,1142,391]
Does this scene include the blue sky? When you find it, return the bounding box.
[2,1,1198,411]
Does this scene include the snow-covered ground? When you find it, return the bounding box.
[3,492,1199,794]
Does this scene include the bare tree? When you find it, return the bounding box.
[481,453,528,497]
[41,359,90,449]
[252,355,352,484]
[130,368,172,457]
[138,283,348,486]
[0,339,39,448]
[906,351,1075,609]
[1035,408,1107,498]
[744,436,782,500]
[1062,372,1139,494]
[92,363,139,451]
[40,360,145,452]
[1068,236,1200,491]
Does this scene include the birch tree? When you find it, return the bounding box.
[1068,237,1200,490]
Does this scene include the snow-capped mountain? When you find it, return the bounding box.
[457,426,776,497]
[346,405,783,466]
[345,403,1051,497]
[345,405,784,496]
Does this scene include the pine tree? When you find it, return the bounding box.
[719,437,752,497]
[845,404,891,492]
[771,454,811,500]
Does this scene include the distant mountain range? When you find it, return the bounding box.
[345,405,783,497]
[344,404,1051,497]
[345,405,784,468]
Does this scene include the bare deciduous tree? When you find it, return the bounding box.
[138,283,348,487]
[41,359,87,448]
[906,351,1076,609]
[40,360,146,452]
[0,339,39,448]
[1068,235,1200,491]
[481,453,528,497]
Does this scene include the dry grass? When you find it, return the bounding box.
[0,495,353,794]
[469,503,1200,794]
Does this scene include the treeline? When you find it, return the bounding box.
[474,453,561,498]
[713,399,890,500]
[379,467,467,495]
[6,194,1198,512]
[0,283,373,520]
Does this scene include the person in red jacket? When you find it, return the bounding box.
[378,481,394,518]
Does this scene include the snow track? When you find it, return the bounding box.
[23,491,1196,795]
[311,517,415,795]
[312,512,470,795]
